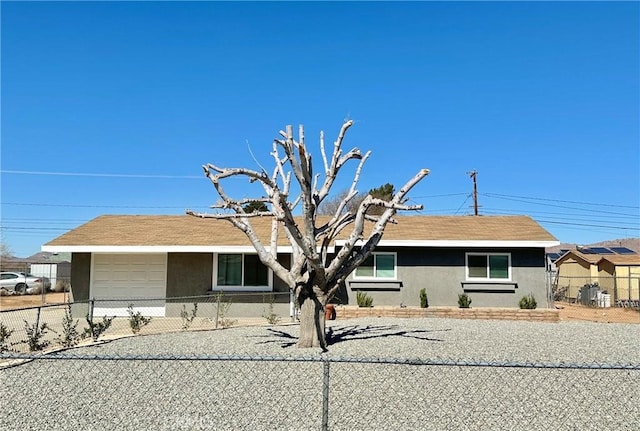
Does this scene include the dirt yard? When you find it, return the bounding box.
[1,293,638,323]
[554,301,640,324]
[0,292,70,311]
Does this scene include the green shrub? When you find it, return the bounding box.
[356,291,374,307]
[0,322,14,353]
[519,294,537,309]
[180,303,198,330]
[57,303,81,348]
[458,293,472,308]
[419,288,429,308]
[23,320,51,352]
[262,294,281,325]
[213,292,236,329]
[84,315,114,342]
[127,304,152,334]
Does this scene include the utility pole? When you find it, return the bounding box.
[468,170,479,216]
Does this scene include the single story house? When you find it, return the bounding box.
[42,214,559,317]
[554,249,640,306]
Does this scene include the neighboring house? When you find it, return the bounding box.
[25,252,72,290]
[42,214,558,317]
[554,248,640,306]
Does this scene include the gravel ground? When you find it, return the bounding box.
[2,318,639,431]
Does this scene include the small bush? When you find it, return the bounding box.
[552,285,568,301]
[84,315,114,342]
[519,294,537,309]
[458,293,472,308]
[57,303,81,348]
[0,322,14,353]
[127,304,152,334]
[23,320,52,352]
[53,280,71,293]
[262,294,281,325]
[180,303,198,330]
[213,292,237,329]
[356,291,374,307]
[419,288,429,308]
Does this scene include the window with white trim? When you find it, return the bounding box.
[215,254,270,290]
[466,253,511,281]
[354,253,397,279]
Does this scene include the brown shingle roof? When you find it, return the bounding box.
[598,255,640,266]
[373,215,556,241]
[555,250,602,265]
[44,214,556,248]
[555,250,640,266]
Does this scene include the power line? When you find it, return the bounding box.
[484,192,639,210]
[0,170,202,179]
[535,223,637,238]
[536,219,640,231]
[453,194,472,215]
[481,208,639,222]
[481,193,637,217]
[2,202,207,209]
[409,193,469,199]
[3,169,638,211]
[1,218,89,222]
[0,227,70,231]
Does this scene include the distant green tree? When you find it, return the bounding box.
[243,201,269,213]
[366,183,395,215]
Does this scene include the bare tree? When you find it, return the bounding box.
[318,183,394,216]
[317,189,364,216]
[187,120,429,349]
[0,241,12,259]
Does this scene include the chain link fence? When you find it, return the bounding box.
[0,293,293,353]
[553,275,640,308]
[1,352,639,430]
[3,291,640,354]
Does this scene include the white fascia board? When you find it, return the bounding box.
[41,245,305,254]
[333,240,560,248]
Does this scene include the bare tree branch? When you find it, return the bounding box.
[327,168,430,283]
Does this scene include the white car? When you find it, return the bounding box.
[0,272,45,294]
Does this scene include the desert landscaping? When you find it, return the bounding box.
[1,292,638,323]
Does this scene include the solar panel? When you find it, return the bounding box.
[610,247,637,254]
[585,247,615,254]
[547,252,562,261]
[578,248,595,254]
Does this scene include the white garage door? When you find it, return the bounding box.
[92,253,167,317]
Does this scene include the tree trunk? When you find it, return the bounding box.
[297,288,328,349]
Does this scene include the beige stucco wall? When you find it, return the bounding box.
[557,258,640,303]
[614,266,640,302]
[556,259,595,299]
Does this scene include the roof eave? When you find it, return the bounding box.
[41,245,334,254]
[336,240,560,248]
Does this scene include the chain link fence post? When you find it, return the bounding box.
[322,359,330,431]
[35,306,41,329]
[215,293,220,329]
[89,298,95,326]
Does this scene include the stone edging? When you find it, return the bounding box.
[333,306,559,322]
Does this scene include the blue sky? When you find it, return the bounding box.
[1,1,639,258]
